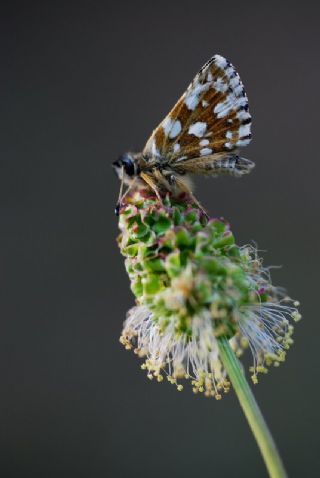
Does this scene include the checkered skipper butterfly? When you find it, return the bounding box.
[113,54,254,212]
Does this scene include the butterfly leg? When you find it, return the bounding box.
[140,172,164,204]
[173,176,209,219]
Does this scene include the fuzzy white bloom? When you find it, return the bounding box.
[120,299,300,398]
[121,305,228,397]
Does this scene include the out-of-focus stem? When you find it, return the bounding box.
[218,336,287,478]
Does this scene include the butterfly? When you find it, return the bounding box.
[113,54,254,213]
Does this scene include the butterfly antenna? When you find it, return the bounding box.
[121,178,137,203]
[117,166,125,205]
[116,173,137,215]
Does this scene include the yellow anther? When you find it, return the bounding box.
[278,351,286,361]
[256,366,267,374]
[292,311,302,322]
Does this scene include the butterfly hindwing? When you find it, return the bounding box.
[143,55,252,165]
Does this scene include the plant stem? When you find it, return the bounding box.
[217,336,287,478]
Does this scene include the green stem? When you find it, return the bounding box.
[217,336,287,478]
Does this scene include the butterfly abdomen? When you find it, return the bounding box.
[209,155,255,177]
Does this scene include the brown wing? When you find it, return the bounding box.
[143,54,252,164]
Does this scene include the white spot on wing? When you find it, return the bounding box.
[151,139,160,157]
[239,124,251,138]
[237,110,251,121]
[200,147,212,156]
[213,77,228,92]
[169,120,182,139]
[214,95,234,118]
[173,143,180,152]
[184,83,209,111]
[185,93,199,110]
[230,76,240,88]
[188,121,207,138]
[214,94,247,118]
[199,139,209,146]
[234,84,244,96]
[236,97,248,108]
[236,138,251,147]
[225,66,235,78]
[214,55,228,69]
[225,131,233,139]
[162,117,173,136]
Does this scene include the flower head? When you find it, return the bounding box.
[118,190,301,398]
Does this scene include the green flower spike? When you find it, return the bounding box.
[118,189,300,396]
[117,188,301,478]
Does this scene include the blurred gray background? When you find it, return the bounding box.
[1,1,319,477]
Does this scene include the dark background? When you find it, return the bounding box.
[1,1,319,477]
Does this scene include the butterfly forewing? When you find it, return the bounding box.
[143,55,252,165]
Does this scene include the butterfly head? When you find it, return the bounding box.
[113,153,141,216]
[113,153,140,182]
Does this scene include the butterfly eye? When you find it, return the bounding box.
[113,154,136,177]
[114,202,121,216]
